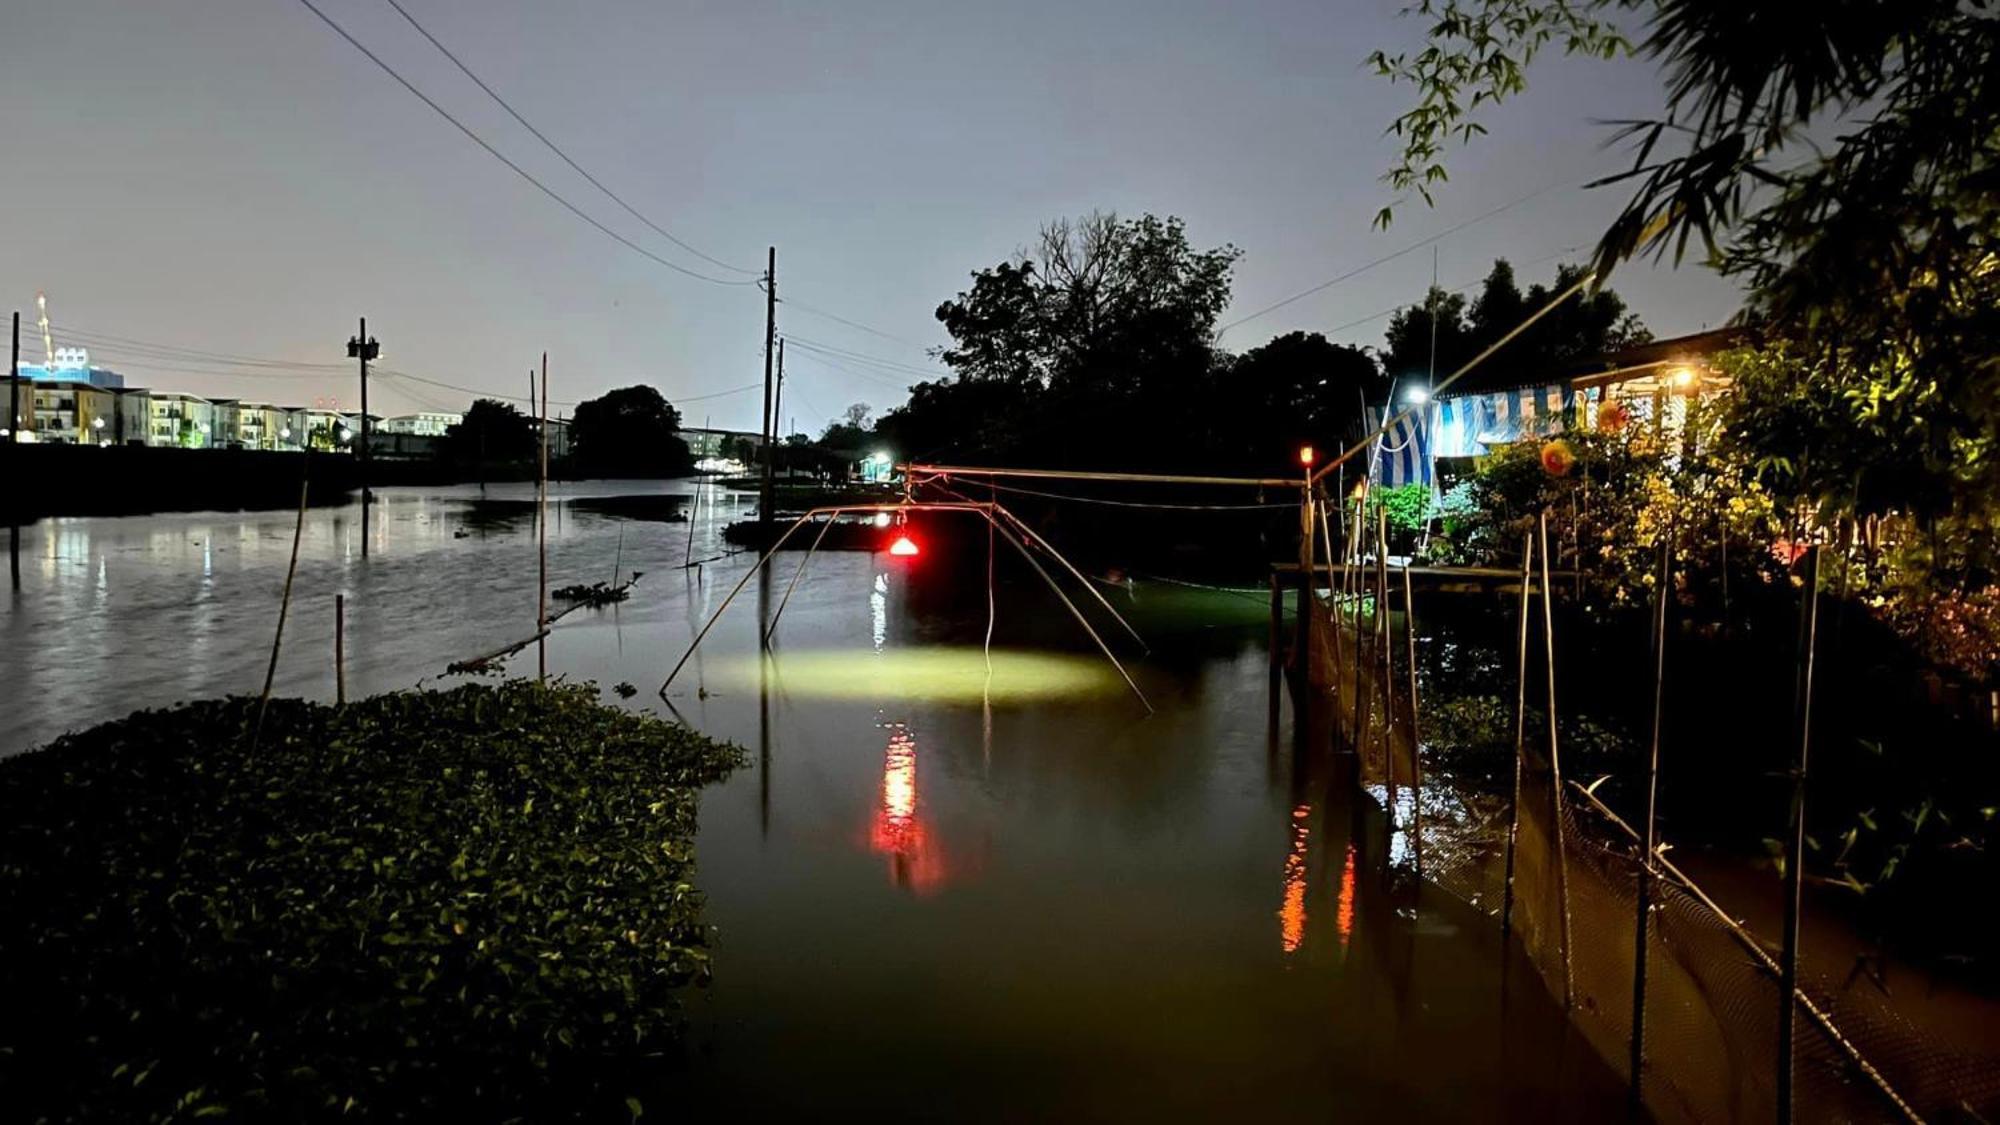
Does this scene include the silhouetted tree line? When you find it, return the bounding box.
[873,211,1645,476]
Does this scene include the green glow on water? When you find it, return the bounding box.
[714,647,1125,703]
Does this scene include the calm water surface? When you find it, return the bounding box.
[1,485,1619,1120]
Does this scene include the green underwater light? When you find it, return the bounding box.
[712,647,1124,703]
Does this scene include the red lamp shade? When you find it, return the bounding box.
[889,535,920,557]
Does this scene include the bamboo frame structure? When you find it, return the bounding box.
[1631,522,1672,1111]
[657,502,1151,712]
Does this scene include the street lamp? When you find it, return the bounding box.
[1404,385,1430,405]
[339,427,354,444]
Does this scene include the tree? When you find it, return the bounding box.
[1211,332,1382,465]
[1382,260,1648,392]
[569,385,693,479]
[841,403,873,430]
[442,399,535,466]
[912,212,1241,469]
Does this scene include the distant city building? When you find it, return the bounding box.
[14,346,126,389]
[15,380,135,445]
[145,392,219,449]
[381,411,462,437]
[677,427,763,459]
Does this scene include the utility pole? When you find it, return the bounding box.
[760,246,776,523]
[772,337,785,480]
[346,319,380,557]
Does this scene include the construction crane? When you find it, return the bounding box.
[36,291,54,369]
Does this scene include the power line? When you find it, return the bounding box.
[784,334,943,378]
[780,296,928,349]
[1217,177,1575,336]
[782,343,911,391]
[378,0,757,278]
[291,0,756,287]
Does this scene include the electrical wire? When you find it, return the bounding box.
[291,0,756,287]
[1218,177,1575,335]
[379,0,756,278]
[784,335,943,379]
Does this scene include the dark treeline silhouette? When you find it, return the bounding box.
[875,211,1646,478]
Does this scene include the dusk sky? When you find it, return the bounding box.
[3,0,1739,434]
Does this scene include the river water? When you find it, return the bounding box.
[0,483,1622,1119]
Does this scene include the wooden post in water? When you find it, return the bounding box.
[335,593,347,706]
[1540,511,1577,1010]
[1777,544,1821,1125]
[536,353,549,683]
[1500,528,1535,938]
[1630,522,1672,1114]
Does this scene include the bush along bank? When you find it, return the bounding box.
[0,682,745,1121]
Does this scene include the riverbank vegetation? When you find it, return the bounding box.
[0,682,743,1120]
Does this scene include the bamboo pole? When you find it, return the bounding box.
[1501,529,1535,938]
[1269,572,1284,733]
[335,593,346,706]
[252,452,312,749]
[1540,510,1577,1010]
[1630,522,1672,1114]
[765,515,835,643]
[907,463,1304,488]
[991,505,1149,653]
[1567,779,1922,1125]
[536,354,549,683]
[989,514,1152,713]
[1377,508,1397,823]
[1401,559,1423,875]
[1778,544,1822,1125]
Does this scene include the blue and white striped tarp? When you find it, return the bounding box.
[1368,405,1434,488]
[1427,383,1594,458]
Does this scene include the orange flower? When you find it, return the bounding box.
[1540,439,1576,477]
[1596,401,1631,434]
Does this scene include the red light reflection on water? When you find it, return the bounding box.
[1335,841,1357,952]
[1279,804,1310,954]
[869,722,946,894]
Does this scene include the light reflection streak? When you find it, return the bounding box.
[869,720,945,894]
[1335,841,1357,953]
[1279,803,1310,954]
[870,573,887,652]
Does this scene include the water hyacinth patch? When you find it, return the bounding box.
[0,682,744,1121]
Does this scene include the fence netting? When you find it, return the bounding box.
[1301,586,2000,1124]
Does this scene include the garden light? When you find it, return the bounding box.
[1298,445,1314,465]
[889,534,920,557]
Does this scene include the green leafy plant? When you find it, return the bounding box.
[0,682,745,1121]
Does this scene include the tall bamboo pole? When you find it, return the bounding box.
[1777,545,1822,1124]
[1401,560,1423,875]
[335,593,347,706]
[536,354,549,683]
[1377,508,1397,822]
[253,451,311,749]
[1630,522,1672,1113]
[1540,511,1577,1009]
[1501,529,1534,938]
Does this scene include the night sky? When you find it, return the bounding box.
[2,0,1739,432]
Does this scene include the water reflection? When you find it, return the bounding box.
[868,719,944,894]
[1335,839,1357,954]
[1279,803,1310,955]
[870,572,888,652]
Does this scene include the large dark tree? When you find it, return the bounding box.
[1210,332,1382,468]
[441,399,536,467]
[569,386,693,479]
[888,212,1241,470]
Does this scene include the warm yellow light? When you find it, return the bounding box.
[1670,366,1698,389]
[1298,445,1315,465]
